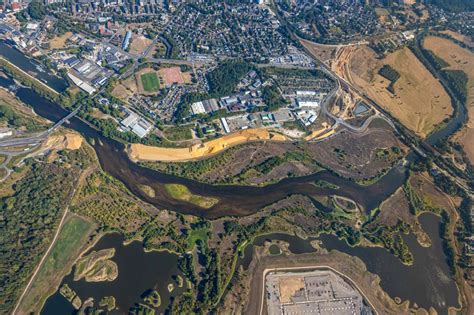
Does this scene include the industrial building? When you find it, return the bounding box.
[120,111,153,138]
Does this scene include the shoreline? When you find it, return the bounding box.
[128,128,288,162]
[0,56,60,96]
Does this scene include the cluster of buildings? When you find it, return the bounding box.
[219,108,295,134]
[44,0,184,20]
[163,2,289,60]
[269,46,316,68]
[0,14,54,57]
[68,59,114,94]
[279,0,384,44]
[119,109,153,138]
[370,30,416,56]
[191,70,268,116]
[192,87,327,135]
[266,269,372,315]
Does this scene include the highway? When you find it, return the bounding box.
[0,105,82,148]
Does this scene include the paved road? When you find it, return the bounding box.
[0,105,82,148]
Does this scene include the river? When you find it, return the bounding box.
[0,41,68,93]
[0,48,465,314]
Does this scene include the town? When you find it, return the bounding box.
[0,1,473,315]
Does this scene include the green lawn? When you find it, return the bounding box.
[141,72,160,92]
[187,226,209,250]
[19,215,94,313]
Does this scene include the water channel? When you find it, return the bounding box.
[0,44,466,314]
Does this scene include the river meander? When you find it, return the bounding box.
[0,45,465,314]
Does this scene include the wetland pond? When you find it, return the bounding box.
[238,213,459,314]
[41,233,185,314]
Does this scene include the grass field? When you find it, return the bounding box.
[424,36,474,164]
[164,183,218,209]
[187,226,209,250]
[348,46,452,137]
[163,125,193,141]
[129,34,153,55]
[19,215,95,314]
[141,72,160,93]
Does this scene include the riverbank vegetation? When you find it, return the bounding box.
[18,215,95,314]
[140,129,402,187]
[0,147,92,314]
[0,89,50,131]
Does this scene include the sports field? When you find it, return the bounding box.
[140,72,160,92]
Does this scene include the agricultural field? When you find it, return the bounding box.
[18,215,95,314]
[423,36,474,165]
[348,46,452,137]
[140,72,160,93]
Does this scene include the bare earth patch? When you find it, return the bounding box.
[128,128,287,162]
[158,67,185,87]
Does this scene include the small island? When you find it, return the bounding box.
[59,284,82,310]
[99,296,116,311]
[74,248,118,282]
[164,183,218,208]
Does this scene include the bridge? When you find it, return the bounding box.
[0,105,82,148]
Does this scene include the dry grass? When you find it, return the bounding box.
[424,36,474,164]
[278,277,305,303]
[349,46,452,138]
[49,32,73,50]
[128,128,287,162]
[440,30,474,48]
[129,34,153,55]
